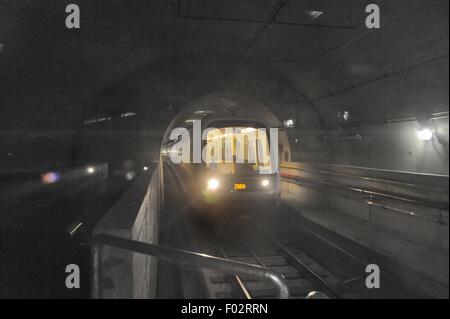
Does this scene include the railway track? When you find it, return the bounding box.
[199,234,348,299]
[166,164,420,299]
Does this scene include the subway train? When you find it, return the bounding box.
[161,92,291,216]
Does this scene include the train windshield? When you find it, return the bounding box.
[204,127,273,176]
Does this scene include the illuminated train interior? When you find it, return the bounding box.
[0,1,448,300]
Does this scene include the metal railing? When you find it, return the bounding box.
[281,173,449,225]
[280,162,449,190]
[281,173,448,211]
[91,234,290,299]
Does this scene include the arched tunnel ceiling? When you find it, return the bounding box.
[0,0,449,173]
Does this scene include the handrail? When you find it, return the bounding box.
[280,163,448,190]
[282,173,448,225]
[91,234,290,299]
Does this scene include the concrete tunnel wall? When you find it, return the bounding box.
[73,0,449,175]
[1,1,448,176]
[74,58,326,171]
[76,51,448,176]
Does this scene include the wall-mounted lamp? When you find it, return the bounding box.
[284,119,295,128]
[417,128,433,141]
[338,111,350,123]
[416,113,434,141]
[125,171,136,181]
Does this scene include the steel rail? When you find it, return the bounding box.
[220,249,252,299]
[267,235,340,299]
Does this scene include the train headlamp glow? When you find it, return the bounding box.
[207,178,220,191]
[261,179,270,187]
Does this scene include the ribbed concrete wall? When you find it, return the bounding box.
[281,162,449,298]
[93,164,160,298]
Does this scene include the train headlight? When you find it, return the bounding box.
[207,178,220,191]
[261,179,270,187]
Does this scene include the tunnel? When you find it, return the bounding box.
[0,0,448,301]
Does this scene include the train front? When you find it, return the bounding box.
[196,122,281,213]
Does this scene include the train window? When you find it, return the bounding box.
[204,127,272,176]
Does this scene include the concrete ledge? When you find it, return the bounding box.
[93,164,160,299]
[281,163,449,251]
[282,187,449,298]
